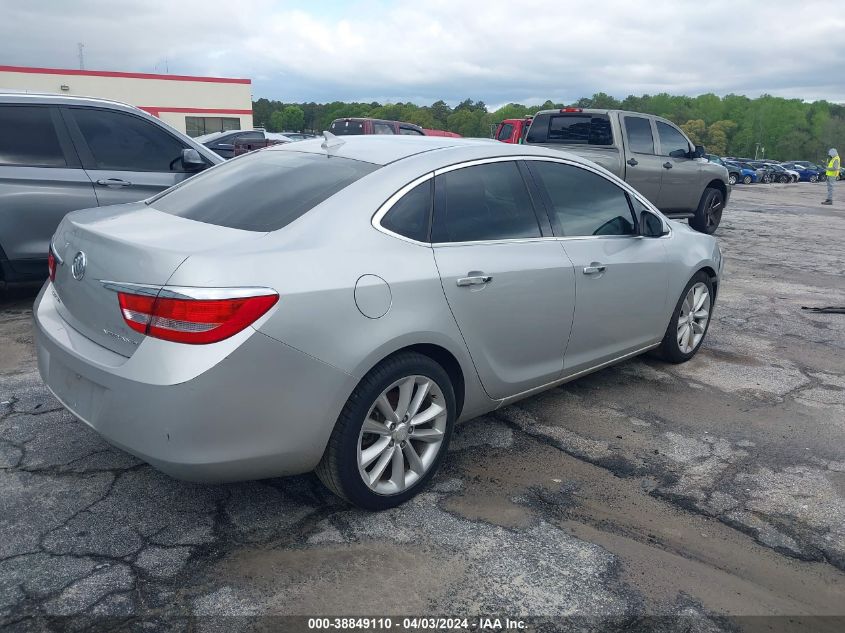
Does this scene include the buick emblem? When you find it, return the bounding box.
[71,251,86,281]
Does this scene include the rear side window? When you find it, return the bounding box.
[381,180,431,242]
[70,108,189,172]
[431,161,541,243]
[624,116,655,154]
[656,121,690,157]
[527,114,612,145]
[329,120,364,135]
[0,106,67,167]
[399,126,424,136]
[151,151,378,232]
[497,123,514,141]
[528,161,636,237]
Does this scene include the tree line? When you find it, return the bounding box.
[253,92,845,161]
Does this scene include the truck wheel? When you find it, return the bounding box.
[690,187,724,234]
[728,174,737,185]
[742,175,752,184]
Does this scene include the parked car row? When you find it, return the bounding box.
[715,155,840,183]
[495,108,730,234]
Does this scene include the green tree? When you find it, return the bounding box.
[681,119,707,146]
[278,105,305,132]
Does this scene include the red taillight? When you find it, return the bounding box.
[48,249,57,282]
[117,290,278,345]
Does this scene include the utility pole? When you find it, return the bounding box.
[77,43,85,70]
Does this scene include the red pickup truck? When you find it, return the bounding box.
[329,118,460,138]
[494,116,533,143]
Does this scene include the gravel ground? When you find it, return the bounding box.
[1,182,844,632]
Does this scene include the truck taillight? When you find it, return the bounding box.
[560,108,583,113]
[117,290,278,345]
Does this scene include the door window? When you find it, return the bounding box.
[0,106,67,167]
[431,161,541,243]
[624,116,655,154]
[528,161,636,237]
[373,122,395,135]
[399,126,425,136]
[381,180,431,242]
[70,108,189,172]
[656,121,690,157]
[497,123,514,141]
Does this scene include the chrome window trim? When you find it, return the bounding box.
[371,154,672,246]
[100,281,277,300]
[371,172,434,247]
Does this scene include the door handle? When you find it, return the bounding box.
[627,158,638,167]
[583,264,607,275]
[456,274,493,287]
[96,178,133,187]
[662,162,673,169]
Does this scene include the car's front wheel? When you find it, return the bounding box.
[316,352,456,510]
[742,175,752,184]
[655,272,714,364]
[810,174,819,183]
[728,174,737,185]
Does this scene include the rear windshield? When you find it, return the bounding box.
[526,113,613,145]
[329,120,365,135]
[150,150,378,232]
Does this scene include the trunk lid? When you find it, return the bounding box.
[51,202,264,357]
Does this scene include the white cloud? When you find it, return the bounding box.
[1,0,844,104]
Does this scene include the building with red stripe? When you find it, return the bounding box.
[0,65,253,136]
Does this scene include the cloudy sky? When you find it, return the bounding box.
[3,1,844,106]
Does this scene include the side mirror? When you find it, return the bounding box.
[693,145,706,158]
[640,210,668,238]
[669,148,688,159]
[181,148,205,171]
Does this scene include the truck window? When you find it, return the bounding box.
[527,161,636,237]
[526,113,612,145]
[373,122,395,135]
[497,123,514,141]
[624,116,654,154]
[656,121,690,157]
[329,120,365,135]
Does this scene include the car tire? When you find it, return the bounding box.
[316,351,456,510]
[810,174,819,183]
[728,174,737,185]
[689,187,723,234]
[742,175,752,184]
[778,175,789,183]
[655,271,714,364]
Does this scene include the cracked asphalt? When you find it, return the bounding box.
[1,182,844,632]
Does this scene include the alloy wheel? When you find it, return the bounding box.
[357,375,447,495]
[677,282,711,354]
[706,193,723,230]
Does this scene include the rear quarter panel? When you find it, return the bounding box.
[164,165,495,422]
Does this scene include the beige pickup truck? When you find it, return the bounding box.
[522,108,731,233]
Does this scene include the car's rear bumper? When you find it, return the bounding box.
[33,282,356,482]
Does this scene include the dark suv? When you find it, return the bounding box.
[0,93,222,286]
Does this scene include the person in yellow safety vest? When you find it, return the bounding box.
[822,148,840,205]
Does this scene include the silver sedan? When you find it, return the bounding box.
[34,135,722,510]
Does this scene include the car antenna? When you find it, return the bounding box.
[321,131,345,151]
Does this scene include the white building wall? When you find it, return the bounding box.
[0,66,253,134]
